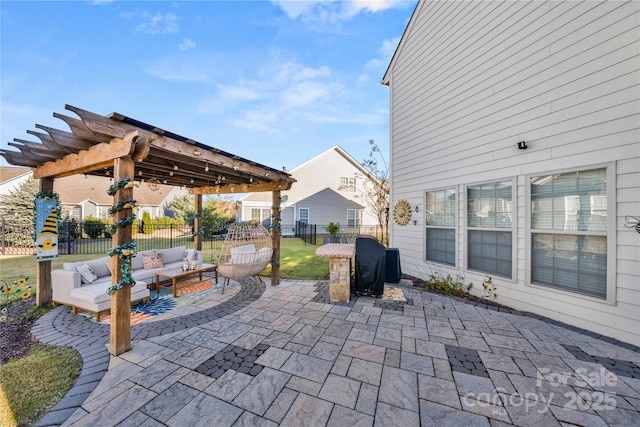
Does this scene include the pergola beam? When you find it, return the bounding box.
[192,180,294,195]
[33,132,140,179]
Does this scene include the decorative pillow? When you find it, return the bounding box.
[142,252,163,269]
[75,264,98,284]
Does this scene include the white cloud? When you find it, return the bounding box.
[179,38,196,50]
[365,36,400,72]
[197,58,370,133]
[271,0,410,22]
[136,12,179,35]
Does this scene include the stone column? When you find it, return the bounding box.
[316,243,354,303]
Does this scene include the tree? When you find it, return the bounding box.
[169,193,195,222]
[0,176,39,223]
[170,194,237,237]
[359,140,390,245]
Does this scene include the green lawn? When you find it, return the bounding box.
[0,244,328,286]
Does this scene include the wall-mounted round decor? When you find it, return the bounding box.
[393,199,412,226]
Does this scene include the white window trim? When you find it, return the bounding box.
[463,177,517,281]
[424,187,457,267]
[524,163,616,305]
[347,209,360,227]
[298,207,310,223]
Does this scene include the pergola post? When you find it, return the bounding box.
[36,177,54,306]
[194,194,203,251]
[271,190,281,286]
[110,157,134,355]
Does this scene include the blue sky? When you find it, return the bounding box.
[1,0,416,172]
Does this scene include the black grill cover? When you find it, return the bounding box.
[354,236,386,296]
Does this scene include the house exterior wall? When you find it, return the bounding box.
[240,146,378,229]
[385,0,639,345]
[0,169,31,197]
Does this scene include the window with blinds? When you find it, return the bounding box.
[467,181,513,278]
[530,168,607,298]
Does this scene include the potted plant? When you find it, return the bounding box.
[324,222,341,244]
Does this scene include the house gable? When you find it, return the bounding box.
[240,145,379,226]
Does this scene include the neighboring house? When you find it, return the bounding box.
[0,166,186,221]
[238,146,380,236]
[382,1,639,345]
[0,166,31,198]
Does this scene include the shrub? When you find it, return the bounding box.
[420,264,473,297]
[325,222,340,238]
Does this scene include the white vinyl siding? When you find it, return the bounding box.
[425,188,455,265]
[385,0,639,344]
[530,168,608,299]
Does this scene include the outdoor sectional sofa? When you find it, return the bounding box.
[51,246,201,321]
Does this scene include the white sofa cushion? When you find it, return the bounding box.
[71,280,148,306]
[158,246,186,264]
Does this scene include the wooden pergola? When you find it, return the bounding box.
[1,104,296,355]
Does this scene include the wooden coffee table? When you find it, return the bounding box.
[155,263,218,298]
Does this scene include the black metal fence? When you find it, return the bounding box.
[1,219,384,256]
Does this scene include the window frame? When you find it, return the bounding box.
[340,176,356,193]
[424,187,457,267]
[464,178,516,280]
[525,163,616,304]
[298,208,309,224]
[347,209,360,227]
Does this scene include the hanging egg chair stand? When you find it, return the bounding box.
[216,221,273,292]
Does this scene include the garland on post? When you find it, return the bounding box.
[270,202,282,229]
[108,215,137,235]
[106,242,137,294]
[106,178,138,294]
[108,199,136,215]
[107,178,138,196]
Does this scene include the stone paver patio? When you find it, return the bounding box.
[32,279,640,426]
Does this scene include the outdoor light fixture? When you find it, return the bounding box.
[249,174,253,183]
[190,179,194,184]
[517,141,527,149]
[414,205,420,213]
[193,149,201,156]
[204,160,209,172]
[173,164,179,170]
[169,171,174,176]
[147,177,160,192]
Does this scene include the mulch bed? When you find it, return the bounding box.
[0,298,42,364]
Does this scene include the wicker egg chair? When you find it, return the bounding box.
[216,221,273,292]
